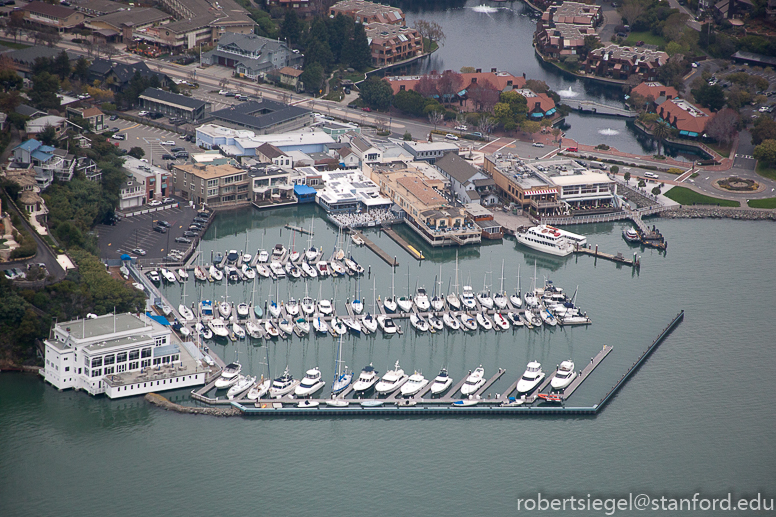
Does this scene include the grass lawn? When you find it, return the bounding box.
[623,31,666,47]
[755,161,776,181]
[706,141,731,158]
[748,197,776,208]
[664,186,740,207]
[0,41,30,50]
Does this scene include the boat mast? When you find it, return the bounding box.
[499,259,505,294]
[454,250,459,295]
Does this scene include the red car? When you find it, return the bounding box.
[566,147,578,152]
[362,107,372,112]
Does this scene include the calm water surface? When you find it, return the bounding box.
[2,207,775,516]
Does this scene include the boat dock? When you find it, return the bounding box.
[285,224,313,235]
[381,226,424,260]
[560,345,613,400]
[574,244,640,268]
[352,230,399,267]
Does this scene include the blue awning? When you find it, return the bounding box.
[679,130,689,135]
[145,312,170,326]
[687,132,698,137]
[531,112,543,118]
[545,108,556,115]
[294,184,317,196]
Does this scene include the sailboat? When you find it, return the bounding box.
[251,279,263,319]
[493,259,508,309]
[430,266,445,311]
[301,282,315,315]
[269,281,281,318]
[362,276,378,333]
[477,273,494,309]
[524,260,540,308]
[384,266,397,313]
[397,266,413,312]
[447,251,462,310]
[351,277,364,314]
[305,219,318,262]
[331,335,353,394]
[510,265,523,308]
[219,280,231,318]
[178,281,194,322]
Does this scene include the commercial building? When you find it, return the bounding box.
[515,88,557,119]
[42,312,207,399]
[249,165,304,205]
[205,99,312,135]
[372,164,481,246]
[84,7,172,37]
[119,177,145,210]
[195,124,333,157]
[630,81,679,109]
[66,106,105,131]
[330,0,405,25]
[201,32,303,80]
[138,88,208,121]
[255,143,293,168]
[170,162,250,207]
[401,141,459,164]
[656,98,713,137]
[584,45,669,81]
[21,1,85,31]
[534,23,598,58]
[5,46,80,78]
[540,2,603,28]
[435,152,496,206]
[75,0,125,17]
[124,157,171,202]
[315,168,392,214]
[278,67,304,91]
[364,23,422,66]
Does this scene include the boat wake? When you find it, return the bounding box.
[598,128,620,136]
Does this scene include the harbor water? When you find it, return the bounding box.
[2,207,776,515]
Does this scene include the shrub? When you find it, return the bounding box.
[667,167,683,174]
[403,131,412,141]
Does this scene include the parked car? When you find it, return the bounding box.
[224,92,236,97]
[565,147,579,152]
[132,248,147,256]
[161,140,175,146]
[445,133,459,141]
[218,89,228,95]
[362,107,372,112]
[183,231,198,238]
[148,112,163,119]
[175,237,192,244]
[197,211,211,218]
[175,152,189,159]
[112,134,125,140]
[138,111,149,116]
[109,114,118,121]
[162,154,175,160]
[149,200,162,206]
[532,142,545,147]
[347,104,358,109]
[153,226,167,233]
[157,220,171,228]
[644,172,659,179]
[454,125,468,131]
[193,217,208,223]
[188,224,202,231]
[163,197,174,203]
[470,132,483,137]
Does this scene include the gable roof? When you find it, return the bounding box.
[7,46,77,65]
[23,1,78,19]
[16,104,46,118]
[279,67,303,77]
[257,143,286,159]
[631,81,679,102]
[435,152,480,184]
[139,88,206,110]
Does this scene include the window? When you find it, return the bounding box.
[207,179,218,187]
[65,366,70,372]
[141,348,152,358]
[117,352,127,363]
[129,361,139,370]
[91,369,101,377]
[91,357,102,368]
[154,336,166,346]
[129,350,139,361]
[103,354,115,366]
[104,366,115,375]
[141,359,151,368]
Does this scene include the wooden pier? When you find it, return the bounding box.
[574,244,640,268]
[352,230,398,267]
[381,226,424,260]
[285,224,313,235]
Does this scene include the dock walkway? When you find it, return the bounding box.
[353,230,398,267]
[561,345,613,399]
[381,226,424,260]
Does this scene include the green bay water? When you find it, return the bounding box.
[2,210,776,516]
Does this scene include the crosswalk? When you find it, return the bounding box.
[735,154,754,160]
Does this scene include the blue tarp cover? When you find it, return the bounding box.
[146,312,170,326]
[294,184,317,196]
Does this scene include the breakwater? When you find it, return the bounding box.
[145,393,240,417]
[662,206,776,221]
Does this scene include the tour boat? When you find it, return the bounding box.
[377,315,398,335]
[374,361,408,394]
[285,298,299,316]
[301,261,317,278]
[551,360,577,390]
[460,286,477,309]
[459,313,477,331]
[257,249,269,263]
[362,313,378,333]
[294,367,325,397]
[256,264,271,278]
[194,266,207,281]
[443,312,461,330]
[312,316,328,334]
[227,375,255,399]
[245,320,261,339]
[430,367,453,395]
[269,367,298,398]
[623,227,640,243]
[247,376,270,400]
[241,263,256,280]
[476,311,493,330]
[516,225,575,257]
[493,312,510,331]
[232,322,246,339]
[209,265,223,281]
[353,364,379,392]
[409,313,429,332]
[400,371,428,397]
[428,314,444,331]
[460,366,486,396]
[317,299,333,315]
[294,316,310,335]
[236,302,250,318]
[208,317,229,338]
[516,361,545,393]
[414,287,430,311]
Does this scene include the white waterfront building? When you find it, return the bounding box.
[42,313,207,399]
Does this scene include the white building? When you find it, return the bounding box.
[195,124,335,157]
[314,168,392,214]
[119,178,144,210]
[401,140,459,164]
[42,313,207,399]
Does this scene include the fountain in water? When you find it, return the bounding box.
[557,86,580,98]
[471,5,499,13]
[598,128,620,136]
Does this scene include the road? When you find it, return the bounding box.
[2,198,67,282]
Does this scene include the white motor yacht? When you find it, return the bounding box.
[493,312,510,331]
[294,367,325,397]
[623,227,640,242]
[301,296,315,315]
[236,303,250,318]
[208,318,229,338]
[256,264,271,278]
[551,360,577,390]
[362,313,378,333]
[294,316,310,335]
[227,375,255,399]
[316,261,330,277]
[430,368,453,395]
[374,361,408,394]
[270,244,287,263]
[414,287,430,311]
[241,263,256,280]
[148,270,161,283]
[409,313,429,332]
[242,252,252,264]
[460,286,477,309]
[257,249,269,263]
[214,373,240,390]
[352,364,379,392]
[269,262,285,278]
[460,366,486,396]
[214,361,241,389]
[400,371,429,396]
[517,361,545,393]
[317,299,333,315]
[476,312,493,331]
[269,367,298,398]
[516,225,576,257]
[161,268,177,283]
[377,315,397,335]
[443,312,461,330]
[224,265,239,282]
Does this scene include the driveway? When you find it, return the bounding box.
[2,200,66,283]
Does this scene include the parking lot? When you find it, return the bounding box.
[96,203,204,261]
[108,118,202,170]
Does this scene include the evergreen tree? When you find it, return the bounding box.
[53,50,71,80]
[300,62,324,96]
[327,13,352,63]
[305,18,333,70]
[73,57,90,83]
[349,23,372,72]
[281,10,301,46]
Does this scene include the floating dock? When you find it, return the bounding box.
[381,226,424,260]
[284,224,313,235]
[352,230,398,267]
[574,244,640,268]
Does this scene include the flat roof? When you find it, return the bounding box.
[53,313,155,341]
[139,88,206,111]
[173,163,245,180]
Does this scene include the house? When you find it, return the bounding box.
[401,141,459,164]
[585,45,669,82]
[364,23,422,66]
[540,2,603,28]
[278,67,304,92]
[337,147,360,169]
[119,178,144,210]
[66,106,105,131]
[631,81,679,109]
[201,33,304,81]
[21,1,85,31]
[124,157,171,201]
[330,0,405,25]
[514,88,557,119]
[88,59,171,92]
[249,165,303,204]
[656,98,713,137]
[256,143,293,168]
[19,190,44,214]
[5,47,80,78]
[434,152,492,205]
[534,23,598,58]
[25,115,67,137]
[138,88,208,121]
[348,133,383,166]
[170,163,250,207]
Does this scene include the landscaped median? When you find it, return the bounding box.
[663,186,740,207]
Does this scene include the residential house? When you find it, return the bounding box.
[256,143,293,168]
[534,23,598,58]
[66,106,105,131]
[21,1,85,31]
[88,59,171,92]
[249,165,302,204]
[201,33,304,81]
[630,81,679,110]
[19,190,44,214]
[119,178,144,210]
[278,67,304,92]
[584,45,669,81]
[330,0,405,25]
[656,98,713,137]
[266,0,311,11]
[434,152,493,205]
[514,88,557,119]
[5,47,80,79]
[25,115,67,138]
[348,133,383,166]
[337,147,360,169]
[170,163,250,206]
[364,23,422,66]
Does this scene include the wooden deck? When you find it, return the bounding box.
[352,230,398,267]
[381,226,424,260]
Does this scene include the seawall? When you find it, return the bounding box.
[145,393,241,417]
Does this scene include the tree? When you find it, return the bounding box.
[413,20,445,53]
[281,10,301,46]
[327,13,352,64]
[30,72,61,110]
[305,18,334,70]
[752,117,776,145]
[128,147,145,159]
[0,67,22,91]
[39,125,57,146]
[581,35,603,59]
[428,110,443,130]
[662,13,689,42]
[521,120,541,136]
[611,165,620,174]
[468,79,499,112]
[348,23,372,72]
[393,89,426,117]
[52,50,71,80]
[403,131,412,141]
[692,83,725,112]
[2,12,26,44]
[359,77,393,110]
[436,70,463,104]
[415,74,439,98]
[300,62,324,95]
[704,108,739,145]
[619,0,648,26]
[753,139,776,166]
[476,116,496,141]
[525,79,550,94]
[652,121,670,155]
[624,171,631,182]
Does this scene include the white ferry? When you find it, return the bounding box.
[516,225,578,257]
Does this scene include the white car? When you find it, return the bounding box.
[454,125,468,131]
[149,200,162,206]
[218,90,228,95]
[445,133,459,141]
[532,142,545,147]
[644,172,659,179]
[138,111,149,116]
[161,140,175,146]
[759,106,770,113]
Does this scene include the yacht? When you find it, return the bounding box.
[476,311,493,331]
[241,263,256,280]
[194,266,207,281]
[493,312,510,331]
[225,265,240,282]
[317,298,333,315]
[236,302,250,318]
[208,318,229,338]
[264,320,279,338]
[551,360,577,390]
[214,372,241,390]
[285,298,299,316]
[270,244,287,262]
[209,265,223,281]
[256,264,271,278]
[268,301,282,319]
[177,268,189,280]
[247,377,270,400]
[301,296,315,315]
[460,366,486,396]
[344,257,364,275]
[400,372,429,397]
[227,375,255,399]
[218,300,231,318]
[430,368,453,395]
[443,312,461,330]
[409,313,429,332]
[330,317,347,336]
[226,250,239,264]
[362,313,378,333]
[294,367,325,397]
[312,316,329,334]
[178,304,194,322]
[374,361,408,394]
[623,227,640,243]
[294,316,310,335]
[269,262,285,278]
[196,322,213,340]
[330,261,346,276]
[351,298,364,315]
[305,246,319,262]
[460,286,477,309]
[414,287,430,311]
[510,291,523,309]
[507,311,524,327]
[540,308,558,327]
[446,292,461,310]
[257,249,269,263]
[245,320,261,339]
[160,268,177,283]
[493,291,508,310]
[214,252,224,267]
[352,364,379,392]
[214,361,241,389]
[342,317,362,335]
[269,367,298,398]
[459,313,477,331]
[516,361,545,393]
[516,225,575,257]
[148,270,161,283]
[278,318,293,335]
[301,261,317,278]
[286,263,302,278]
[232,322,246,339]
[383,296,398,314]
[377,315,398,335]
[242,252,252,264]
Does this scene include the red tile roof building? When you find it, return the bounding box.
[631,81,679,102]
[364,23,422,66]
[584,44,669,81]
[385,70,526,96]
[656,98,713,135]
[330,0,405,25]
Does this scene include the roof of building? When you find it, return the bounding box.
[16,139,43,152]
[588,44,668,68]
[657,98,712,134]
[26,115,66,131]
[513,88,556,113]
[631,81,679,102]
[330,0,404,24]
[435,152,481,185]
[207,99,310,131]
[23,1,79,19]
[139,88,206,110]
[257,142,286,159]
[6,46,78,65]
[540,23,598,47]
[279,66,303,77]
[397,175,446,206]
[173,163,245,180]
[87,7,171,29]
[542,1,601,25]
[365,22,420,46]
[81,107,104,118]
[89,59,168,85]
[402,140,459,154]
[55,313,156,341]
[19,190,42,205]
[385,70,526,96]
[76,0,126,15]
[15,104,46,118]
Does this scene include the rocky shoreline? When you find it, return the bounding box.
[661,207,776,220]
[145,393,241,417]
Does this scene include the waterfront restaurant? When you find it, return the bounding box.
[485,153,561,216]
[315,168,392,214]
[42,313,207,399]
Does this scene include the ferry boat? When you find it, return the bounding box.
[517,361,545,393]
[623,227,640,243]
[551,360,577,390]
[430,367,453,395]
[353,364,379,392]
[516,225,576,257]
[460,366,486,396]
[374,361,408,394]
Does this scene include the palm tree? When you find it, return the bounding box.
[652,122,670,156]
